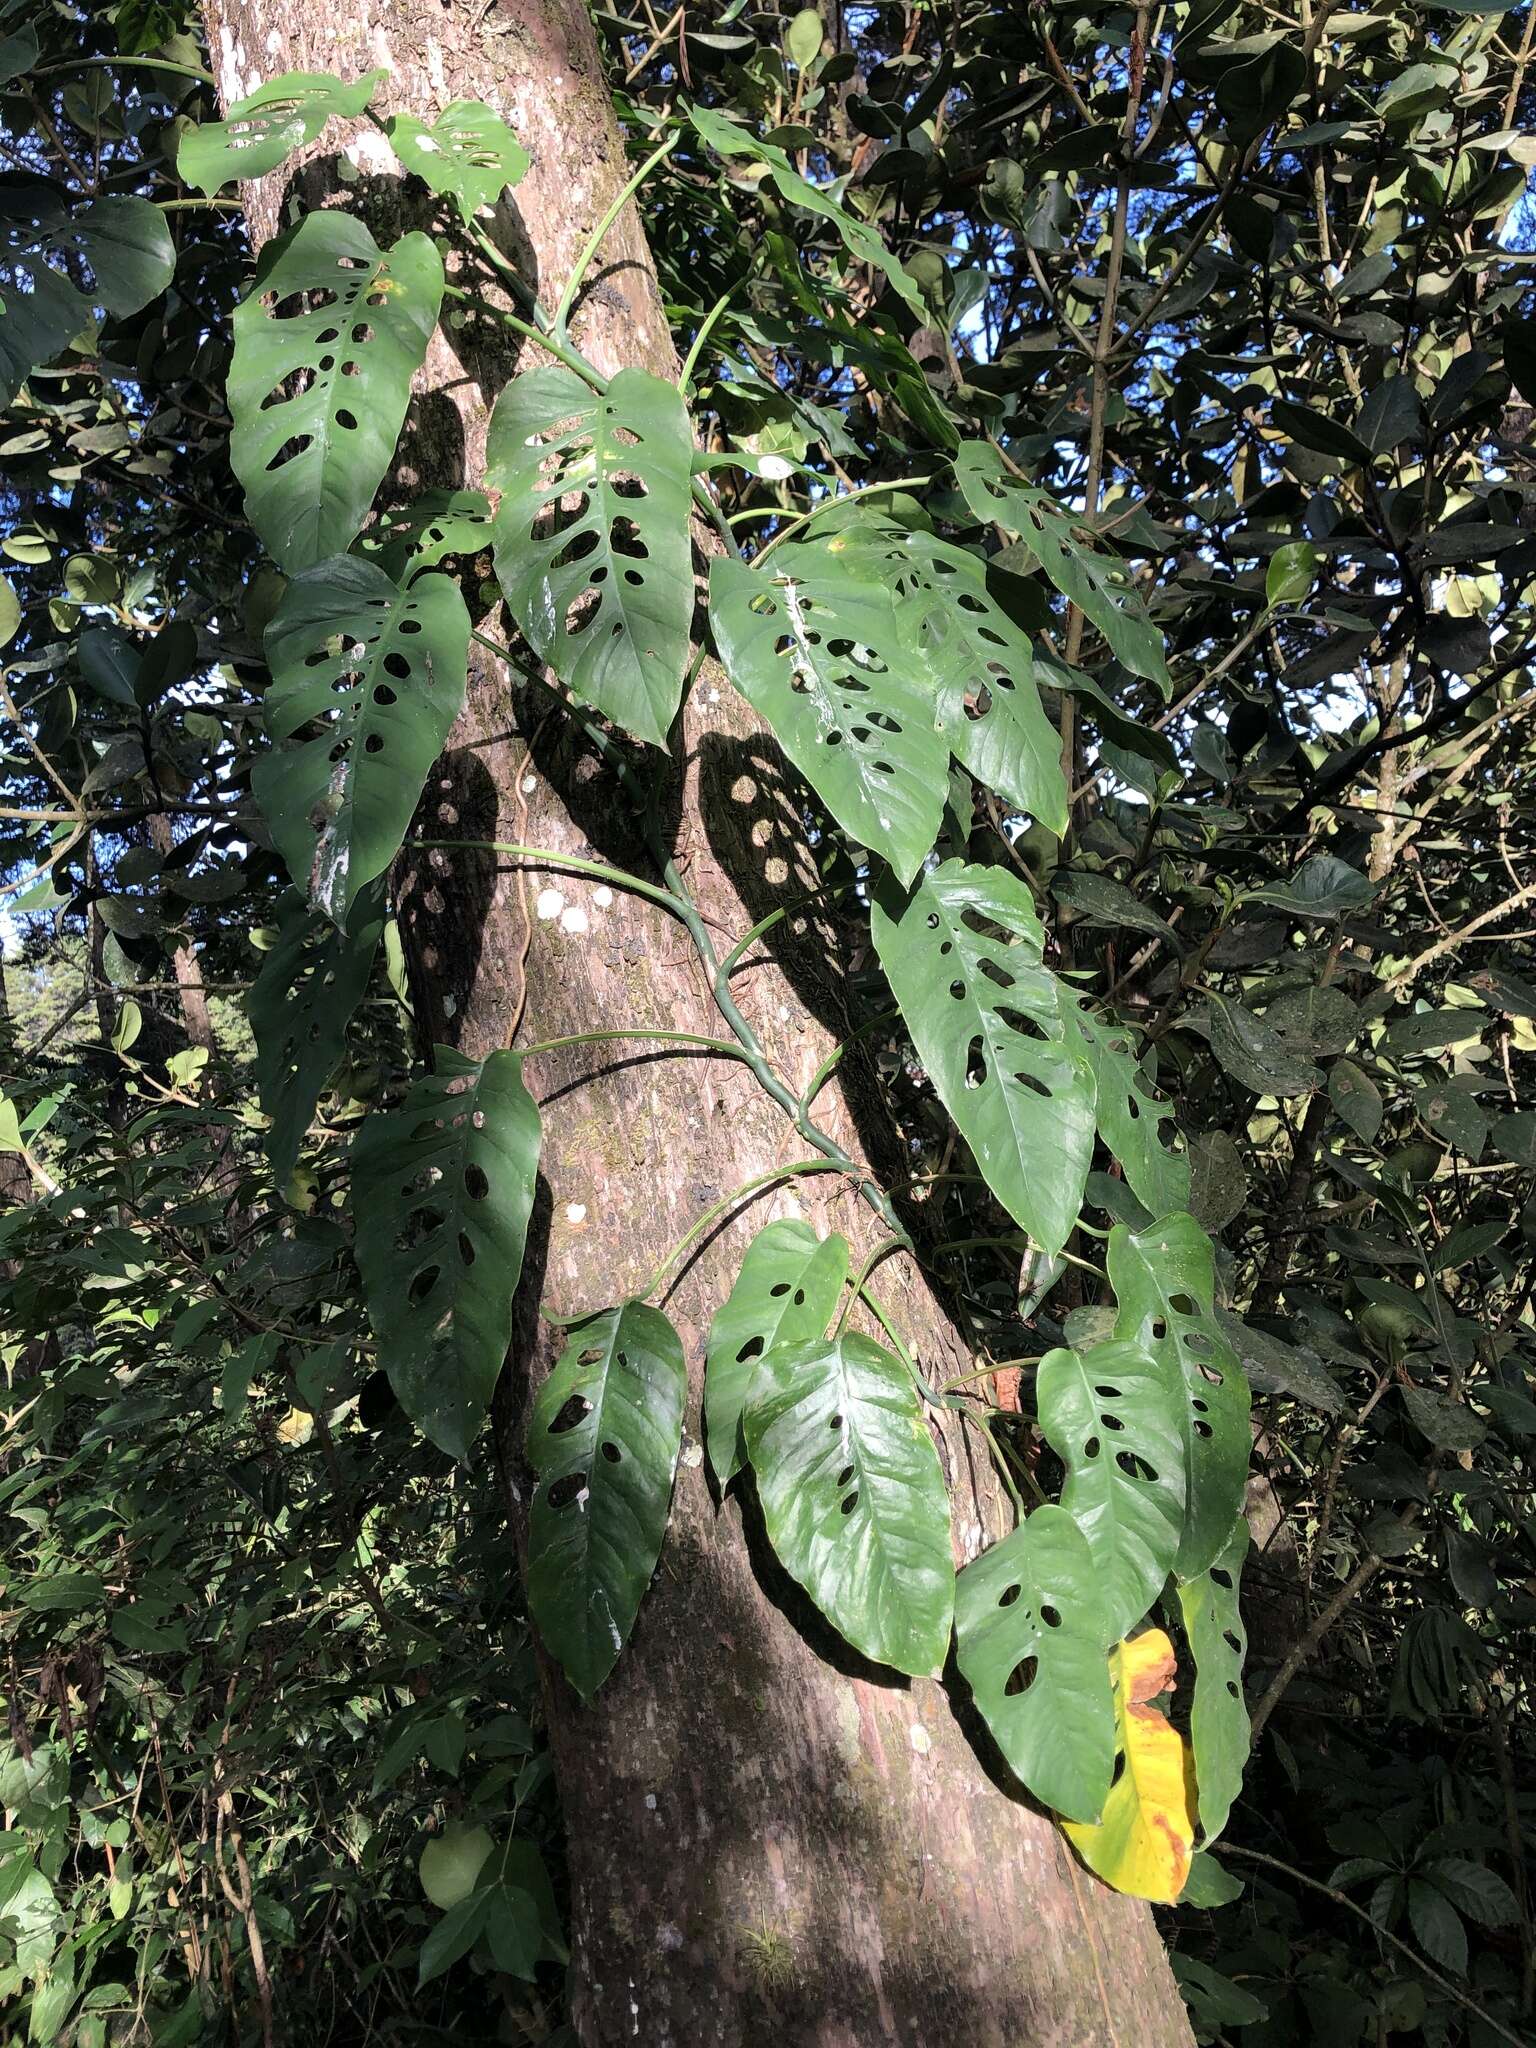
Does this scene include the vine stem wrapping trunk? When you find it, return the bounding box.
[201,2,1196,2039]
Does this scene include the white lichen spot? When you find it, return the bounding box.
[443,994,457,1019]
[560,905,590,936]
[565,1202,588,1225]
[264,28,283,54]
[342,129,399,177]
[521,774,537,794]
[680,1440,704,1470]
[592,885,613,909]
[707,686,720,703]
[909,1722,932,1756]
[644,1793,657,1811]
[535,887,565,921]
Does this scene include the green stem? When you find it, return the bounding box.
[747,476,938,561]
[442,282,602,391]
[678,286,735,394]
[518,1027,753,1064]
[414,838,688,924]
[553,129,680,339]
[836,1238,905,1334]
[641,1158,857,1302]
[157,197,243,211]
[37,54,215,83]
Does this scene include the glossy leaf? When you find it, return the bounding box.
[255,556,469,926]
[351,1049,541,1460]
[1080,1013,1191,1220]
[870,860,1096,1254]
[229,211,444,571]
[834,526,1069,831]
[955,1506,1115,1822]
[178,68,386,193]
[488,364,694,747]
[1205,991,1322,1098]
[710,545,945,882]
[386,101,529,221]
[0,183,174,403]
[691,104,927,322]
[743,1333,953,1676]
[248,884,385,1183]
[704,1220,849,1485]
[1177,1518,1249,1844]
[1037,1339,1186,1642]
[526,1302,686,1701]
[1108,1215,1251,1580]
[953,443,1169,689]
[1064,1628,1195,1904]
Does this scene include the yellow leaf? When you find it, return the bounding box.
[1063,1628,1194,1904]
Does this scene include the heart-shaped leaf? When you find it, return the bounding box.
[1108,1215,1250,1580]
[710,545,946,884]
[351,1048,541,1460]
[178,68,386,193]
[870,860,1096,1255]
[1037,1338,1186,1641]
[1064,1629,1195,1903]
[229,211,444,571]
[705,1220,849,1485]
[955,1506,1115,1822]
[386,101,529,222]
[1176,1517,1250,1844]
[743,1332,954,1676]
[248,885,385,1183]
[256,556,469,926]
[488,364,695,748]
[953,444,1169,689]
[526,1301,686,1700]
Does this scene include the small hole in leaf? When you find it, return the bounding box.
[836,1465,854,1488]
[384,652,410,679]
[547,1472,587,1509]
[1210,1568,1233,1590]
[1084,1435,1100,1458]
[364,733,384,754]
[1004,1655,1037,1696]
[601,1441,622,1464]
[458,1233,475,1267]
[736,1335,764,1362]
[373,684,397,706]
[828,1413,843,1431]
[998,1584,1021,1608]
[1040,1604,1062,1628]
[408,1264,440,1304]
[769,1282,789,1298]
[1116,1449,1157,1481]
[464,1164,489,1200]
[840,1491,859,1515]
[1168,1292,1199,1316]
[576,1346,603,1366]
[549,1393,591,1434]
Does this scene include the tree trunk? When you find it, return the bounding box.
[202,4,1196,2041]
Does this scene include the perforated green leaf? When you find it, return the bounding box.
[710,545,946,883]
[704,1220,849,1485]
[255,556,468,926]
[526,1302,686,1701]
[351,1048,541,1461]
[248,885,384,1184]
[487,364,694,748]
[178,68,386,194]
[386,101,529,222]
[1080,1012,1191,1220]
[1108,1215,1251,1581]
[870,860,1096,1255]
[1037,1338,1186,1642]
[955,1506,1115,1822]
[0,184,175,403]
[834,527,1069,831]
[229,211,444,571]
[1176,1518,1250,1844]
[691,105,928,323]
[953,444,1169,690]
[743,1333,953,1676]
[361,490,494,586]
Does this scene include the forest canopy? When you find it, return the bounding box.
[0,0,1534,2043]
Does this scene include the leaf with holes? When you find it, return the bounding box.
[690,105,928,323]
[361,491,495,585]
[705,1220,850,1486]
[249,884,384,1184]
[953,443,1168,690]
[1065,1629,1195,1903]
[177,68,387,194]
[350,1048,540,1461]
[1037,1339,1186,1642]
[1108,1215,1251,1580]
[870,860,1096,1255]
[255,556,468,926]
[955,1506,1115,1822]
[743,1333,953,1676]
[1176,1517,1249,1844]
[0,183,175,403]
[229,211,444,571]
[833,527,1069,832]
[525,1302,686,1701]
[386,101,529,222]
[710,545,946,883]
[488,364,695,748]
[1080,1012,1190,1221]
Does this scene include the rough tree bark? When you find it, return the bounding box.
[201,4,1197,2041]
